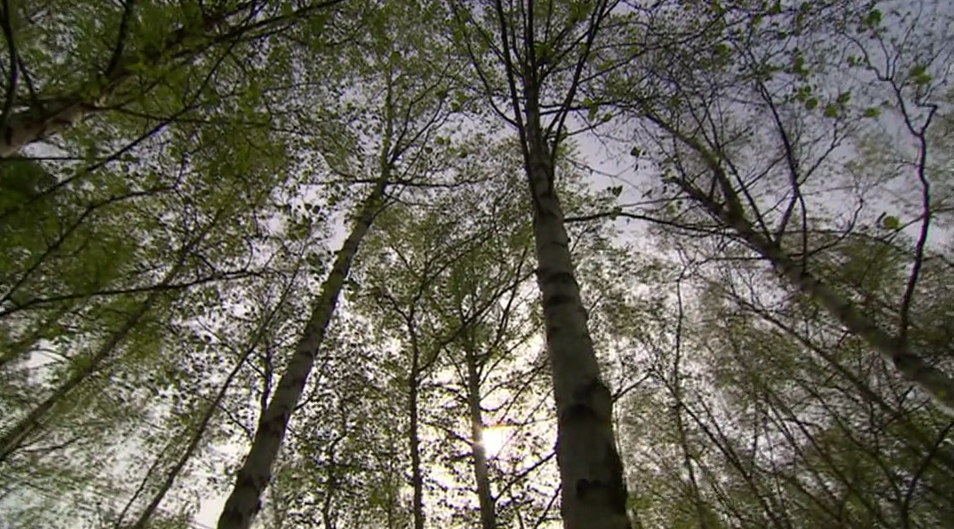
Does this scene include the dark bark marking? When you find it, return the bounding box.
[559,379,609,426]
[893,351,923,372]
[544,292,574,308]
[536,268,575,286]
[571,454,628,516]
[607,444,628,512]
[562,379,627,511]
[573,444,627,510]
[536,185,555,200]
[561,401,599,424]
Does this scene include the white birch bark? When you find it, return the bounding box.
[649,114,954,417]
[215,179,387,529]
[0,102,97,158]
[466,353,497,529]
[523,97,630,529]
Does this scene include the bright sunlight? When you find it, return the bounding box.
[479,425,509,458]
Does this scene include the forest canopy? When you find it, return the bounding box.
[0,1,952,528]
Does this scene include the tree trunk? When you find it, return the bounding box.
[320,438,340,529]
[651,115,954,416]
[215,178,388,529]
[129,340,259,529]
[408,340,426,529]
[734,220,954,415]
[0,102,97,158]
[522,94,631,529]
[466,349,496,529]
[668,295,712,529]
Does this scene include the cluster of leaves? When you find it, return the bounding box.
[1,0,953,529]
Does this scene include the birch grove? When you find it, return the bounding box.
[1,1,952,528]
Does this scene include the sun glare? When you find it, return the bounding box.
[480,425,508,458]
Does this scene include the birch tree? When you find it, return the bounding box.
[0,0,350,160]
[603,0,954,415]
[450,2,633,525]
[215,1,467,525]
[349,154,547,528]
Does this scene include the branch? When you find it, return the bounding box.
[0,0,18,137]
[564,208,727,236]
[105,0,138,76]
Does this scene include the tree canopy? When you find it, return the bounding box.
[1,1,952,528]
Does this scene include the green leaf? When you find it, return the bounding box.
[836,91,851,104]
[569,1,590,22]
[534,42,552,62]
[0,157,57,209]
[804,97,818,111]
[863,107,880,118]
[823,103,838,118]
[792,54,808,76]
[584,97,598,122]
[882,215,900,230]
[907,65,932,86]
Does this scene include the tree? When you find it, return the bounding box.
[351,150,542,528]
[5,1,954,528]
[450,2,632,526]
[215,1,467,526]
[604,0,954,415]
[0,1,349,159]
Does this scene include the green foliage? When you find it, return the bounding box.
[3,1,954,529]
[0,157,56,199]
[910,65,933,85]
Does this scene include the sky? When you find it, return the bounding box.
[4,0,954,527]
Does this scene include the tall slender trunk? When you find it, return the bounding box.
[647,114,954,417]
[320,428,346,529]
[408,339,426,529]
[0,235,203,464]
[522,91,630,529]
[669,289,710,529]
[215,178,388,529]
[113,430,186,529]
[385,426,399,529]
[465,349,496,529]
[727,212,954,415]
[129,334,264,529]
